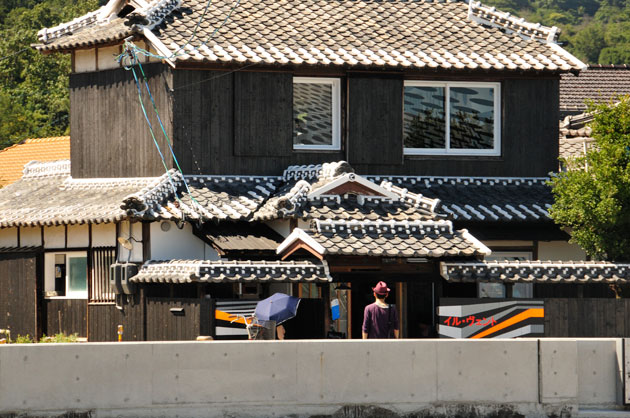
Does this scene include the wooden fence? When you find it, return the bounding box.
[544,298,630,337]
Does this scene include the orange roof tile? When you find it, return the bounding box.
[0,136,70,187]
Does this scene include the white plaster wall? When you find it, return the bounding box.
[20,226,41,247]
[74,49,96,73]
[118,221,143,263]
[92,223,117,247]
[266,219,290,237]
[150,221,219,261]
[44,225,65,248]
[97,46,120,70]
[67,224,89,248]
[0,227,18,247]
[297,219,310,230]
[538,241,587,261]
[0,339,622,417]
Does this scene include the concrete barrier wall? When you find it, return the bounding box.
[0,339,624,417]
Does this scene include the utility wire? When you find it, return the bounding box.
[0,47,30,62]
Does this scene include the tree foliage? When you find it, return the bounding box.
[483,0,630,64]
[0,0,98,149]
[549,97,630,262]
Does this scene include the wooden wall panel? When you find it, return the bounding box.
[146,297,211,341]
[347,76,403,166]
[352,77,560,177]
[70,67,558,177]
[88,302,144,342]
[70,64,173,178]
[45,299,87,337]
[0,252,40,339]
[544,298,630,338]
[233,71,293,157]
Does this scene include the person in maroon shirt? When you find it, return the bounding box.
[362,281,400,339]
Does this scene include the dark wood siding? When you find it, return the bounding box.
[355,77,560,176]
[347,76,403,166]
[45,299,87,337]
[146,297,212,341]
[88,302,144,342]
[0,252,41,338]
[233,71,293,157]
[170,69,344,175]
[544,298,630,337]
[70,64,174,178]
[172,70,235,173]
[70,65,558,177]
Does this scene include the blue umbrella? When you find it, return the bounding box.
[255,293,301,325]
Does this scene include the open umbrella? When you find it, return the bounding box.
[254,293,301,325]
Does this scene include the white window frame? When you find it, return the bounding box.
[403,81,501,156]
[293,77,341,151]
[44,251,88,299]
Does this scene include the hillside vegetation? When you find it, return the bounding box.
[0,0,628,150]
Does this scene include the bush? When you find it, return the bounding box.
[14,334,34,344]
[39,333,79,343]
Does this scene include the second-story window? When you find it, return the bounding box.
[403,81,501,156]
[293,77,341,151]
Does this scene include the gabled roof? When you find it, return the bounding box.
[129,259,332,283]
[0,160,177,227]
[34,0,584,72]
[0,136,70,187]
[277,219,491,259]
[255,162,444,223]
[560,65,630,112]
[441,260,630,283]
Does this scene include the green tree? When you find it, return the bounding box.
[0,0,98,149]
[549,97,630,261]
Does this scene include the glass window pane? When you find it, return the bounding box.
[404,86,446,149]
[293,82,333,147]
[450,86,495,149]
[68,256,87,294]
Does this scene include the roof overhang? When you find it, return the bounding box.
[440,260,630,284]
[129,259,333,283]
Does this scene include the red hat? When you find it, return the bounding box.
[372,281,390,295]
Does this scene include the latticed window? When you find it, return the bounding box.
[90,247,116,303]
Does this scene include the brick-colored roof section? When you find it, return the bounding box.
[0,136,70,187]
[35,0,584,71]
[560,65,630,111]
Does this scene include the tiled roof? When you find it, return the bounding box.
[368,176,552,223]
[0,136,70,187]
[255,164,443,223]
[558,112,596,167]
[560,65,630,111]
[35,0,584,72]
[199,222,284,252]
[35,0,181,51]
[129,259,332,283]
[175,175,282,222]
[0,160,178,227]
[0,160,554,228]
[277,219,490,258]
[440,260,630,283]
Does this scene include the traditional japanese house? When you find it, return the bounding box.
[2,0,630,341]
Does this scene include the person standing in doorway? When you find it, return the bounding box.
[362,281,400,339]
